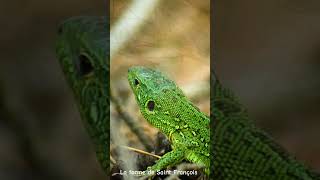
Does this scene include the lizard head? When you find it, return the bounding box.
[56,16,108,90]
[128,66,187,132]
[55,16,109,172]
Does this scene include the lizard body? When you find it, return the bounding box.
[55,16,320,180]
[56,16,109,173]
[128,66,210,175]
[212,76,320,179]
[56,17,210,176]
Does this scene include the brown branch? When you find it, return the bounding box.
[110,90,154,152]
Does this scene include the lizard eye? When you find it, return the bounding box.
[146,100,155,111]
[77,53,93,77]
[134,79,140,86]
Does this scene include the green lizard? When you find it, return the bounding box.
[55,15,320,180]
[55,16,210,177]
[212,73,320,179]
[128,66,210,175]
[56,16,109,173]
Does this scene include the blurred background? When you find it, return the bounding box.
[1,0,319,179]
[110,0,209,179]
[0,0,210,180]
[215,0,320,172]
[0,0,105,179]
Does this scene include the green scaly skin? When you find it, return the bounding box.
[128,66,210,175]
[55,16,320,179]
[56,16,109,173]
[212,75,320,179]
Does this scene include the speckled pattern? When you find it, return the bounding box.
[212,79,320,179]
[128,66,210,175]
[56,16,109,174]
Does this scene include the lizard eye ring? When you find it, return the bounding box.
[134,78,140,86]
[146,100,155,111]
[77,53,93,77]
